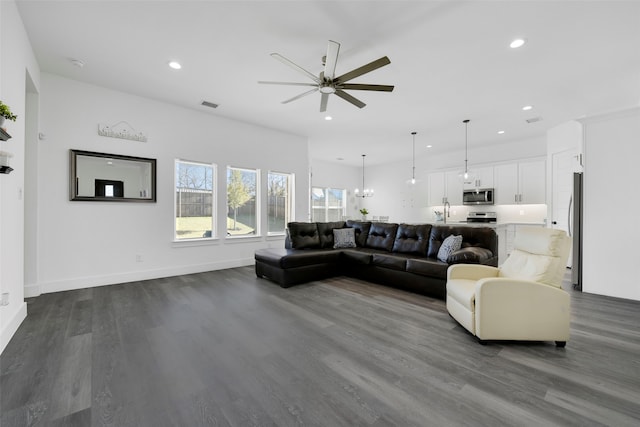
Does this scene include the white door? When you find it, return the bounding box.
[551,149,581,266]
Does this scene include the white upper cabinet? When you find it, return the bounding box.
[494,159,546,204]
[427,170,463,206]
[518,159,546,204]
[464,166,495,190]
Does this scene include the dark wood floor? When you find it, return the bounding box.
[2,267,639,426]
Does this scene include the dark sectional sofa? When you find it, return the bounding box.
[254,220,497,299]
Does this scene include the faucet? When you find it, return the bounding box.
[443,200,451,224]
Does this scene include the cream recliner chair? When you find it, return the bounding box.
[446,227,571,347]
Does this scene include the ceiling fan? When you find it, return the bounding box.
[258,40,394,112]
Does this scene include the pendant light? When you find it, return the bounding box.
[459,119,475,184]
[410,131,417,184]
[355,154,374,198]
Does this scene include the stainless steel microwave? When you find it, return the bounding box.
[463,188,494,205]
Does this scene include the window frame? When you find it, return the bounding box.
[267,170,295,236]
[311,186,347,222]
[226,165,260,238]
[174,159,216,241]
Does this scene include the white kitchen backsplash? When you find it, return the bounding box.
[426,204,547,224]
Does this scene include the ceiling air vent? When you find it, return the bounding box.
[201,100,219,109]
[526,116,543,124]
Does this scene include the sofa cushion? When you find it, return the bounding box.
[437,234,463,262]
[317,221,346,248]
[346,220,372,247]
[448,247,494,264]
[341,248,373,264]
[372,254,408,271]
[366,223,399,252]
[333,227,357,248]
[287,222,320,249]
[392,223,431,255]
[405,258,449,279]
[255,248,341,269]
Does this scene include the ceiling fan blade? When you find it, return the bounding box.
[339,83,395,92]
[320,93,329,112]
[258,81,318,87]
[335,56,391,84]
[323,40,340,81]
[334,89,366,109]
[271,53,320,84]
[281,87,319,104]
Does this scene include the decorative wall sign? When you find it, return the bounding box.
[98,121,147,142]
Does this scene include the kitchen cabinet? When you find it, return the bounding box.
[494,159,545,204]
[463,165,494,190]
[428,170,463,206]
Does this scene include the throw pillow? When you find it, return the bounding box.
[333,228,357,248]
[437,234,463,262]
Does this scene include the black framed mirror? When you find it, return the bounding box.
[70,149,156,202]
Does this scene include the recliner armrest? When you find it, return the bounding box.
[447,264,499,281]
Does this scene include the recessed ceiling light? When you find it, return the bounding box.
[168,61,182,70]
[522,105,533,111]
[336,157,344,161]
[498,130,505,135]
[426,145,433,148]
[510,38,526,49]
[325,116,332,121]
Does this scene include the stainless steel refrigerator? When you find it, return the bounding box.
[571,172,583,290]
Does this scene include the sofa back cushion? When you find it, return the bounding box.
[346,220,372,247]
[316,221,346,248]
[366,223,399,252]
[287,222,320,249]
[427,225,497,259]
[392,223,432,255]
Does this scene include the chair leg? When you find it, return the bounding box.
[555,341,566,348]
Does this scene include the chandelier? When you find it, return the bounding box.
[355,154,374,198]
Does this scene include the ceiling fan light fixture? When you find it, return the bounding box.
[319,85,336,94]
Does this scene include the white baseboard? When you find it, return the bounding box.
[0,302,27,355]
[26,257,255,297]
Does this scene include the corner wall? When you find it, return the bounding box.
[0,0,41,354]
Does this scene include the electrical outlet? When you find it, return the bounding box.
[0,293,9,306]
[519,210,525,216]
[136,254,143,262]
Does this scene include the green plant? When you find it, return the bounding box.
[359,208,369,215]
[0,101,17,121]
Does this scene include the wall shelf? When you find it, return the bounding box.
[1,129,13,174]
[0,128,11,141]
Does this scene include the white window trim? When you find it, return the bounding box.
[226,165,261,238]
[267,170,295,236]
[174,159,217,241]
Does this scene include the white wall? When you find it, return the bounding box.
[580,107,640,301]
[28,73,309,297]
[0,0,41,354]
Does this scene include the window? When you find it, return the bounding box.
[227,166,258,236]
[267,171,294,235]
[312,187,346,222]
[175,160,215,240]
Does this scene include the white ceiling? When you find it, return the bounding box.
[15,0,640,166]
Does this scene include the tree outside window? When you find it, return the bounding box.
[227,167,258,236]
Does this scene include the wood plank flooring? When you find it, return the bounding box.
[1,267,639,426]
